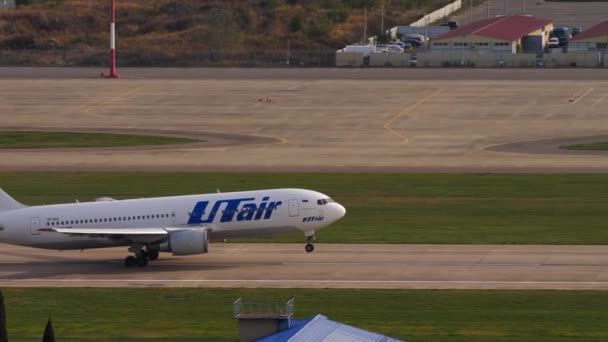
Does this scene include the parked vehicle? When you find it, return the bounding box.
[548,37,560,48]
[375,44,404,53]
[439,21,458,30]
[402,38,423,47]
[342,44,375,57]
[572,27,582,36]
[552,27,570,46]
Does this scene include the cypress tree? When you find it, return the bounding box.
[0,291,7,342]
[42,318,54,342]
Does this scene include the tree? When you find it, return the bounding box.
[42,318,54,342]
[0,291,7,342]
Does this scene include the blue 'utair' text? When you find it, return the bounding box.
[188,197,282,224]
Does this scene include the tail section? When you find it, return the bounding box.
[0,187,27,212]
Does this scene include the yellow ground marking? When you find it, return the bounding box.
[82,86,141,115]
[571,88,593,104]
[384,89,442,144]
[247,133,288,146]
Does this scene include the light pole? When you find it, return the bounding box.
[105,0,119,78]
[487,0,490,18]
[470,0,473,24]
[381,0,384,33]
[364,8,367,43]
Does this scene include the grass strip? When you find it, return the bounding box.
[3,288,608,342]
[2,173,608,244]
[562,142,608,151]
[0,132,197,149]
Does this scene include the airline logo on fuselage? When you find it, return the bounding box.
[188,196,283,224]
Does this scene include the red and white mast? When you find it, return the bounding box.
[105,0,120,78]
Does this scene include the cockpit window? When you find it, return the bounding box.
[316,198,334,205]
[0,225,4,231]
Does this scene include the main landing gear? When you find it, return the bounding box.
[305,231,315,253]
[124,245,159,267]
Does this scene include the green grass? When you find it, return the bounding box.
[0,132,198,149]
[3,288,608,342]
[562,142,608,151]
[2,173,608,244]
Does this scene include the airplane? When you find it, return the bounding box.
[0,187,346,267]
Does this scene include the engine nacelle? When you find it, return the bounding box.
[160,229,209,256]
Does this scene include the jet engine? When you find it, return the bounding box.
[160,228,209,256]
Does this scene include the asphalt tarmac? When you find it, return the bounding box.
[1,243,607,289]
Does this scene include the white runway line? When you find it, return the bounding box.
[592,94,608,107]
[572,87,594,104]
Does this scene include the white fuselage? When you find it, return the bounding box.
[0,188,346,250]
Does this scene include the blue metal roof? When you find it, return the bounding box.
[255,315,403,342]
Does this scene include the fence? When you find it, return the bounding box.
[336,49,608,68]
[410,0,462,27]
[543,51,603,67]
[233,297,295,318]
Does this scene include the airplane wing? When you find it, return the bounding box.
[38,227,169,243]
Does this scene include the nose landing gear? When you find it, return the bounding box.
[305,231,315,253]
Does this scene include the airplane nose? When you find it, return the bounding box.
[337,203,346,218]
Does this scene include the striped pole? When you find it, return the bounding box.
[106,0,120,78]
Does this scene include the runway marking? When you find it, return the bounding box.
[592,94,608,107]
[241,133,288,147]
[384,89,442,144]
[571,87,593,104]
[82,86,141,117]
[2,279,608,286]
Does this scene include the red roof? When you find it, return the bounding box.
[435,15,553,41]
[571,21,608,41]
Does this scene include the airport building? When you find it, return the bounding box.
[569,21,608,51]
[234,297,402,342]
[431,15,554,54]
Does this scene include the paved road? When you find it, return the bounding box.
[2,67,608,80]
[1,243,607,289]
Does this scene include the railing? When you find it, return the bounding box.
[233,297,295,318]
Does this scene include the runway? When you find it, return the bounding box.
[1,243,608,290]
[3,76,608,172]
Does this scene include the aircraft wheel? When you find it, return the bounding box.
[305,243,315,253]
[124,256,137,267]
[136,255,149,267]
[147,250,159,261]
